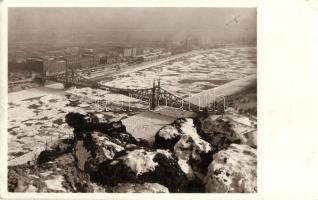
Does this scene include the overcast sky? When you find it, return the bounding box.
[9,7,256,44]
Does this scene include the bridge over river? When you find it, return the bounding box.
[43,68,210,113]
[42,65,256,114]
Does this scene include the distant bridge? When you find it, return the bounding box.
[43,68,209,113]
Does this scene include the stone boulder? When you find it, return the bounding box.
[74,132,126,175]
[111,182,169,193]
[200,113,257,150]
[37,139,75,164]
[8,166,32,192]
[154,124,182,151]
[65,112,150,147]
[95,147,188,192]
[174,134,212,179]
[8,154,77,193]
[204,144,257,193]
[154,118,213,180]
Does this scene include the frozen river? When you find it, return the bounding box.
[100,46,256,98]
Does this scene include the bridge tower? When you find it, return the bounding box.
[63,67,74,89]
[40,71,46,86]
[150,79,161,111]
[151,81,156,110]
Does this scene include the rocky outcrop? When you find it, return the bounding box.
[65,112,150,147]
[111,182,169,193]
[74,132,125,174]
[204,144,257,193]
[200,113,257,150]
[154,118,213,180]
[154,124,181,151]
[37,139,74,164]
[8,153,82,193]
[8,166,33,192]
[67,112,188,192]
[95,147,188,192]
[9,110,257,193]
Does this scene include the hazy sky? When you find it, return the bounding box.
[9,7,256,44]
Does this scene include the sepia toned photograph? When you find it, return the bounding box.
[6,7,257,193]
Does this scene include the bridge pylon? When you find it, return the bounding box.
[63,67,74,89]
[151,81,156,110]
[39,76,46,86]
[150,79,161,111]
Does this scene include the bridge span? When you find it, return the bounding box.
[43,68,209,113]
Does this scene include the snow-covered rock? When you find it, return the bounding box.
[8,153,78,192]
[74,132,125,172]
[96,147,188,192]
[43,175,67,192]
[118,149,160,175]
[200,113,257,149]
[174,133,212,179]
[37,139,74,164]
[158,125,181,140]
[65,112,150,147]
[204,144,257,193]
[154,124,182,150]
[243,130,257,148]
[112,182,169,193]
[154,118,213,180]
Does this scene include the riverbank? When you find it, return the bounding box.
[186,74,257,107]
[8,50,199,93]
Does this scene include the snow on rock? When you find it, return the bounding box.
[75,140,92,171]
[154,124,182,150]
[25,184,38,192]
[8,156,74,193]
[37,139,74,165]
[112,182,169,193]
[96,147,188,192]
[158,125,181,140]
[65,112,150,147]
[243,130,257,148]
[119,149,159,175]
[44,175,67,192]
[177,159,195,180]
[154,118,213,180]
[200,113,257,150]
[174,133,212,179]
[74,132,126,172]
[204,144,257,193]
